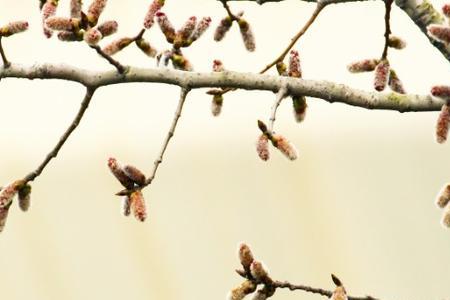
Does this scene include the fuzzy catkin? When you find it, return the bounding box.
[347,59,379,73]
[143,0,165,29]
[436,183,450,208]
[256,134,270,161]
[373,60,390,92]
[436,104,450,144]
[102,37,133,55]
[97,20,118,37]
[238,18,255,52]
[130,190,147,222]
[214,16,232,41]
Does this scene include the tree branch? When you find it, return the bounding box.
[23,87,96,183]
[0,63,442,112]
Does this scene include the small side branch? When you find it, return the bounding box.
[381,0,393,59]
[0,37,10,68]
[144,87,190,186]
[268,85,288,131]
[90,45,127,74]
[23,87,96,183]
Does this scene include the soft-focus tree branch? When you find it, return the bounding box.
[0,63,442,112]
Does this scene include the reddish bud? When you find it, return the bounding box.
[238,243,254,270]
[156,12,176,43]
[87,0,108,26]
[428,24,450,44]
[130,190,147,222]
[123,165,146,186]
[107,157,135,189]
[0,21,29,37]
[102,37,133,55]
[238,18,255,52]
[190,16,211,42]
[257,120,268,135]
[373,60,390,92]
[143,0,165,29]
[388,69,406,94]
[347,59,379,73]
[97,20,118,37]
[227,280,257,300]
[436,104,450,144]
[70,0,82,19]
[288,50,301,78]
[431,85,450,99]
[271,134,298,160]
[250,260,270,283]
[256,134,270,161]
[214,16,232,42]
[136,38,157,57]
[42,1,57,38]
[84,28,103,45]
[436,183,450,209]
[292,96,307,122]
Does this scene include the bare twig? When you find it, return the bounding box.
[144,87,190,186]
[381,0,393,59]
[23,87,96,183]
[0,37,10,68]
[221,0,239,21]
[268,84,288,131]
[90,45,127,74]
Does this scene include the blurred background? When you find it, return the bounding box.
[0,0,449,299]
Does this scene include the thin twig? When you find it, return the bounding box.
[0,37,10,68]
[23,87,96,183]
[221,0,239,20]
[269,85,288,132]
[144,87,190,186]
[273,281,379,300]
[90,45,127,74]
[381,0,393,59]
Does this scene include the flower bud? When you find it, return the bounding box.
[211,94,224,116]
[387,35,406,49]
[292,96,307,122]
[213,59,225,72]
[442,207,450,228]
[436,183,450,209]
[227,280,257,300]
[190,17,211,42]
[238,243,254,270]
[238,18,255,52]
[97,20,118,37]
[18,184,32,212]
[136,38,157,57]
[347,59,379,73]
[121,195,131,217]
[436,104,450,144]
[177,16,197,44]
[0,180,23,208]
[256,134,270,161]
[87,0,108,26]
[250,260,270,283]
[42,0,58,38]
[130,190,147,222]
[0,21,29,37]
[156,12,176,43]
[123,165,146,186]
[107,157,135,189]
[428,24,450,44]
[0,204,11,233]
[388,69,406,94]
[70,0,82,19]
[431,85,450,99]
[143,0,165,29]
[271,134,298,160]
[45,17,79,31]
[214,16,232,42]
[288,50,301,78]
[102,37,133,55]
[84,28,103,45]
[373,59,390,92]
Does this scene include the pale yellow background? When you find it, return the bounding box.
[0,1,449,300]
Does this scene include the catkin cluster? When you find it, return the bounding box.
[256,120,298,162]
[214,10,255,52]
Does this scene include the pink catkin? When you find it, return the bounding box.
[347,59,379,73]
[436,104,450,144]
[0,21,29,37]
[58,30,82,42]
[87,0,108,25]
[45,17,78,31]
[373,60,390,92]
[288,50,301,78]
[190,17,211,42]
[428,25,450,44]
[256,134,270,161]
[102,37,133,55]
[156,12,175,43]
[0,181,22,208]
[70,0,82,19]
[214,16,232,42]
[136,38,157,57]
[42,1,57,38]
[272,134,298,160]
[130,191,147,222]
[143,0,165,29]
[431,85,450,99]
[443,4,450,18]
[97,20,118,37]
[84,28,102,45]
[177,16,197,42]
[212,59,224,72]
[238,243,254,270]
[107,157,135,189]
[0,205,11,233]
[238,18,255,52]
